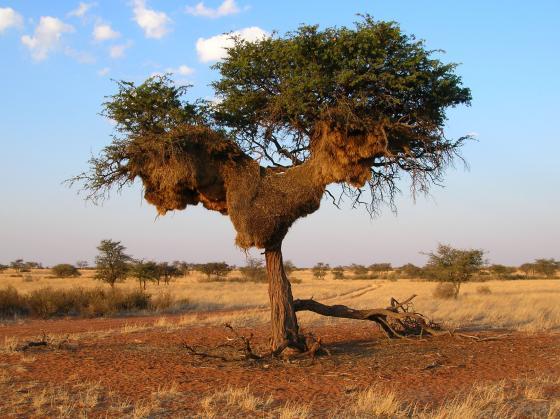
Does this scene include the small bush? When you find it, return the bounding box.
[51,264,81,278]
[476,285,492,295]
[433,283,456,299]
[0,286,28,317]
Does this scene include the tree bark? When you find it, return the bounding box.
[265,245,301,352]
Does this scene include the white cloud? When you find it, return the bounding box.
[98,67,110,76]
[21,16,74,61]
[186,0,240,18]
[132,0,171,39]
[93,23,120,41]
[109,41,132,59]
[167,64,194,76]
[0,7,23,33]
[196,26,267,62]
[68,2,96,18]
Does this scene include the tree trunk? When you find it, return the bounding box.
[265,245,301,352]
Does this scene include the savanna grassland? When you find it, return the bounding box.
[1,269,559,417]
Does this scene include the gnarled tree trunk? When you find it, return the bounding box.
[265,245,301,352]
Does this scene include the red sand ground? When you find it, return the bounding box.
[1,314,559,416]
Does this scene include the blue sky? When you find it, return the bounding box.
[0,0,558,267]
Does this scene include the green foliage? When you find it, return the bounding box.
[198,262,233,279]
[424,244,485,298]
[103,74,203,137]
[214,15,471,168]
[51,264,81,278]
[130,260,160,289]
[0,264,8,272]
[239,257,267,282]
[94,239,132,287]
[312,262,330,279]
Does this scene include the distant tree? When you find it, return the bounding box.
[399,263,423,278]
[350,264,368,277]
[239,257,267,282]
[424,244,485,299]
[131,260,160,289]
[51,264,81,278]
[369,263,392,273]
[24,261,42,270]
[94,239,132,288]
[519,263,535,278]
[198,262,232,280]
[10,259,26,272]
[172,260,191,276]
[283,260,297,275]
[158,262,182,285]
[488,264,515,279]
[0,264,8,272]
[332,266,345,280]
[76,260,89,269]
[312,262,330,280]
[533,259,559,278]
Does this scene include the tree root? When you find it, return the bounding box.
[182,323,330,363]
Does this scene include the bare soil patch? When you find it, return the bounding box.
[1,314,559,416]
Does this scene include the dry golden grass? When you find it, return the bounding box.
[2,269,559,332]
[0,363,558,418]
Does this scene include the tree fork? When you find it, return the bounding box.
[265,245,305,352]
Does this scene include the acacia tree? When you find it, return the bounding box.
[95,240,131,288]
[131,260,160,289]
[424,244,485,298]
[71,17,471,352]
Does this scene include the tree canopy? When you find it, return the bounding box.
[73,15,471,215]
[214,16,470,167]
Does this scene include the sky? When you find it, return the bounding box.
[0,0,559,268]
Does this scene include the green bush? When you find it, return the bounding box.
[51,264,81,278]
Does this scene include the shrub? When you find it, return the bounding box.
[0,286,28,317]
[0,287,153,319]
[51,264,81,278]
[432,282,457,299]
[332,266,345,279]
[476,285,492,295]
[239,257,267,282]
[312,262,330,279]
